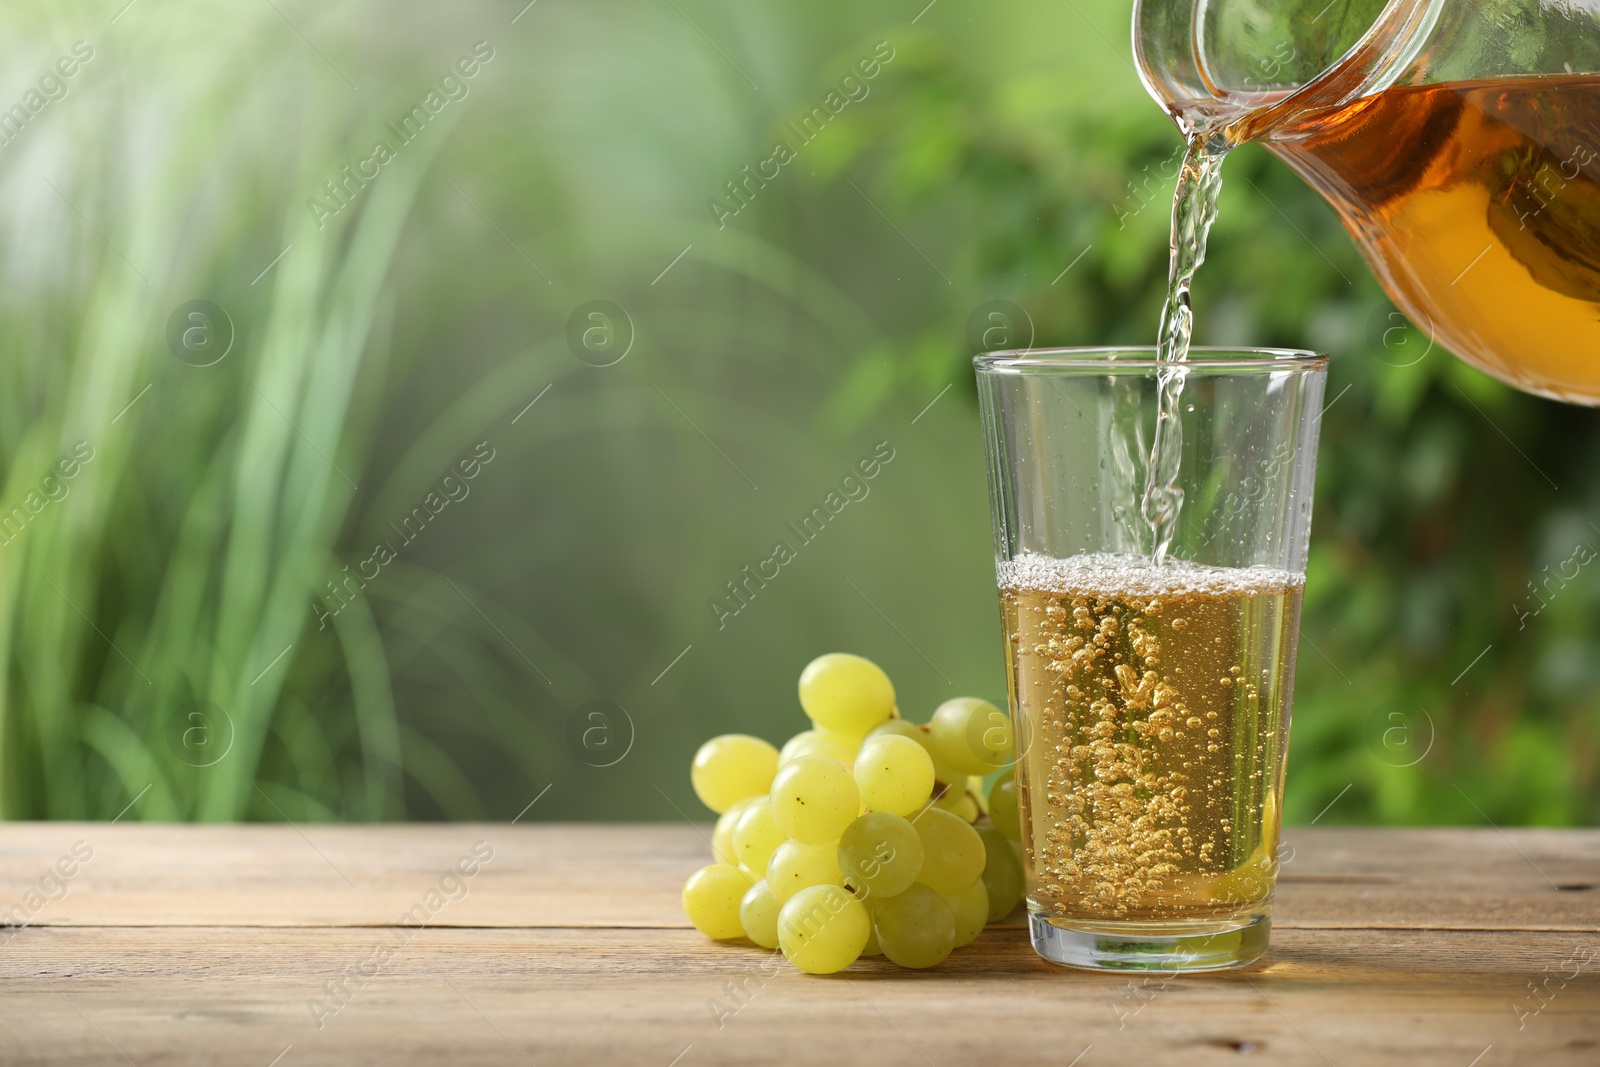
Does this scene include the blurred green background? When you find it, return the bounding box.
[0,0,1593,827]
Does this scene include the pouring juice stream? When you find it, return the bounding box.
[1135,0,1600,406]
[1143,71,1600,559]
[1142,139,1226,565]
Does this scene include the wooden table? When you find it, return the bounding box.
[0,824,1596,1065]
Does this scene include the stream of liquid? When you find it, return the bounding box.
[1140,137,1229,565]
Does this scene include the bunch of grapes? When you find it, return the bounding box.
[681,653,1025,974]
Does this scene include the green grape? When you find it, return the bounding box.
[865,719,920,742]
[767,839,845,904]
[870,720,964,801]
[946,879,989,948]
[977,825,1024,922]
[797,653,896,739]
[853,734,935,817]
[934,785,980,823]
[987,769,1020,842]
[918,730,966,800]
[712,796,758,866]
[861,923,884,956]
[732,797,785,875]
[777,884,870,974]
[912,807,985,894]
[929,697,1012,775]
[769,755,859,844]
[872,883,956,968]
[739,879,781,949]
[692,734,781,814]
[837,811,923,899]
[779,728,858,767]
[682,864,752,940]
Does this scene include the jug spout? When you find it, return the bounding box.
[1134,0,1600,404]
[1133,0,1441,141]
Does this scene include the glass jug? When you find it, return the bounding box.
[1134,0,1600,405]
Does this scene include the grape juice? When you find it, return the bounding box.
[1267,75,1600,404]
[999,553,1302,927]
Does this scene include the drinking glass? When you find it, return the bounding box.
[975,347,1327,972]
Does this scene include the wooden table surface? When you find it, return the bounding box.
[0,824,1596,1066]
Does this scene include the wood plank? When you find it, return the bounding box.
[0,822,708,930]
[1274,827,1600,930]
[0,825,1596,1066]
[1,824,1595,930]
[0,927,1595,1067]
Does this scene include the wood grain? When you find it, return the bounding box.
[0,824,1596,1066]
[2,927,1596,1066]
[0,823,1595,929]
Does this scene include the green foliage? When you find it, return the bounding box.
[0,0,1591,826]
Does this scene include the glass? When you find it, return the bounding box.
[974,348,1327,972]
[1134,0,1600,404]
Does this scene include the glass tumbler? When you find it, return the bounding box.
[975,348,1327,972]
